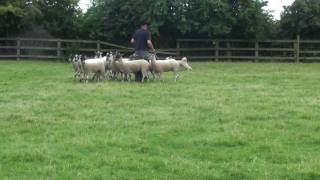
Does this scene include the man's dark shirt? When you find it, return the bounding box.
[132,29,151,51]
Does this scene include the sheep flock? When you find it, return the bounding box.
[69,51,192,83]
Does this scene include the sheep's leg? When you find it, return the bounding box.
[159,73,164,81]
[99,71,103,81]
[174,72,180,82]
[111,71,114,80]
[146,72,150,82]
[110,71,114,80]
[124,73,127,81]
[121,73,125,82]
[151,72,155,81]
[112,72,117,80]
[96,72,99,82]
[101,70,105,81]
[100,71,104,81]
[103,72,108,80]
[127,73,131,82]
[126,73,129,81]
[79,71,84,82]
[76,72,81,81]
[77,72,82,82]
[92,73,97,81]
[98,72,101,82]
[120,72,124,81]
[106,71,111,80]
[141,71,148,83]
[123,73,127,81]
[146,71,152,81]
[84,73,89,83]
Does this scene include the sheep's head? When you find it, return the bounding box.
[109,53,115,62]
[73,54,80,62]
[149,54,157,61]
[94,51,103,58]
[180,57,192,70]
[114,52,123,62]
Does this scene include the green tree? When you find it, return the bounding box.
[83,0,235,46]
[82,0,274,47]
[229,0,274,39]
[280,0,320,39]
[0,0,82,38]
[0,0,40,37]
[36,0,82,38]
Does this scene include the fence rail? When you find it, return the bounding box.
[0,38,176,60]
[176,35,320,62]
[0,38,132,60]
[1,36,320,62]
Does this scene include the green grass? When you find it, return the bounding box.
[0,60,320,179]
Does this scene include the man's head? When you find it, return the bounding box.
[141,22,149,30]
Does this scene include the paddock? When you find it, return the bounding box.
[0,61,319,179]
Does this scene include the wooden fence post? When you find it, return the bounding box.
[255,41,259,62]
[295,35,300,63]
[57,40,61,58]
[97,40,101,52]
[176,40,180,59]
[16,38,21,60]
[215,41,219,61]
[226,41,231,61]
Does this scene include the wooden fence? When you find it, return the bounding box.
[176,36,320,62]
[1,36,320,62]
[0,38,175,60]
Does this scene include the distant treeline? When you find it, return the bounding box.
[1,0,320,47]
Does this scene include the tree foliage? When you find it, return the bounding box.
[81,0,272,46]
[229,0,274,39]
[0,0,81,38]
[35,0,82,38]
[2,0,320,45]
[279,0,320,39]
[0,0,40,37]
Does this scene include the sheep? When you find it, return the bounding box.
[104,53,113,79]
[91,53,113,81]
[150,55,192,81]
[109,53,122,80]
[115,55,151,83]
[109,52,132,80]
[69,54,83,81]
[81,56,108,83]
[84,52,116,81]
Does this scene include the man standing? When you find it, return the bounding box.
[130,22,155,81]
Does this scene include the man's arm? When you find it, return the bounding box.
[147,40,155,52]
[131,30,137,44]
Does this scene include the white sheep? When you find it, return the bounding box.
[109,53,123,80]
[69,54,83,81]
[82,56,108,83]
[116,56,151,82]
[150,55,192,81]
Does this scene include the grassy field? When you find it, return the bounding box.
[0,60,320,179]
